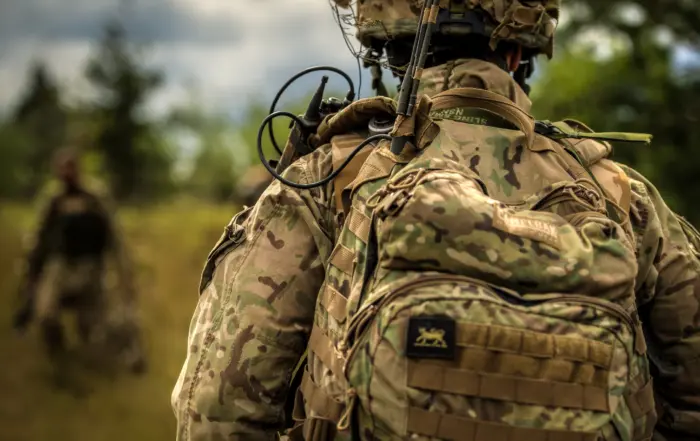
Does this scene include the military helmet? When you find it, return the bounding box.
[334,0,560,58]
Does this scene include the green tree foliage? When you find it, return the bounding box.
[532,0,700,221]
[9,62,67,196]
[0,124,35,198]
[168,105,240,202]
[169,95,314,203]
[85,19,173,201]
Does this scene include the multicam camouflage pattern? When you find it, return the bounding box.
[371,157,635,303]
[172,150,337,441]
[339,154,652,440]
[345,278,649,440]
[334,0,560,57]
[172,60,700,441]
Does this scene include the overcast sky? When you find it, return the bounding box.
[0,0,372,119]
[1,0,697,121]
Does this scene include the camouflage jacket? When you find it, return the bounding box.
[172,60,700,441]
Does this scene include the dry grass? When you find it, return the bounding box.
[0,200,234,441]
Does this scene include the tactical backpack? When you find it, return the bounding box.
[291,90,656,441]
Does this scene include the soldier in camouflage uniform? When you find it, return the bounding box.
[172,1,700,440]
[13,148,146,374]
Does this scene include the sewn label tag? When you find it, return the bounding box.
[429,107,519,131]
[406,316,456,360]
[492,205,561,249]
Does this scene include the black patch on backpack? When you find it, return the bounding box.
[406,316,456,360]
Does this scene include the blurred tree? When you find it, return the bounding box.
[560,1,699,48]
[10,62,67,196]
[167,93,318,204]
[85,19,172,200]
[168,105,239,202]
[531,0,700,221]
[0,124,35,198]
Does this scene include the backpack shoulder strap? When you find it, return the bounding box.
[430,87,537,148]
[331,132,373,215]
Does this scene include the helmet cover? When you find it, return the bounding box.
[332,0,560,58]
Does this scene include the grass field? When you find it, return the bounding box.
[0,201,234,441]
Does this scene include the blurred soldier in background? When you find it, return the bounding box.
[13,147,147,376]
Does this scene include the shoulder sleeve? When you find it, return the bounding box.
[172,147,336,441]
[619,164,700,440]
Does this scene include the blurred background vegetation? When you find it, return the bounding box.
[0,1,698,441]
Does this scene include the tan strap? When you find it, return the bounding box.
[431,87,536,148]
[318,283,348,324]
[299,369,345,422]
[307,325,345,379]
[626,378,655,418]
[328,243,354,276]
[346,207,371,244]
[331,133,373,215]
[456,322,613,368]
[408,407,598,441]
[408,361,609,412]
[347,147,400,196]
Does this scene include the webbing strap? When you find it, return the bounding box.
[346,208,371,244]
[408,361,609,412]
[318,283,348,323]
[430,87,536,148]
[455,322,613,368]
[626,378,655,418]
[328,243,354,276]
[307,325,345,379]
[407,408,599,441]
[331,133,373,215]
[347,148,398,195]
[300,369,345,422]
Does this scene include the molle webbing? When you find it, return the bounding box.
[331,133,373,216]
[626,379,655,419]
[328,244,355,276]
[308,325,346,379]
[345,208,371,244]
[318,283,348,323]
[300,370,345,422]
[407,321,613,412]
[408,362,609,411]
[407,407,598,441]
[332,144,404,216]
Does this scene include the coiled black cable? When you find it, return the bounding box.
[257,110,391,190]
[267,66,356,155]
